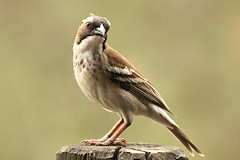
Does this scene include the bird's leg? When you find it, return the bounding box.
[95,121,131,146]
[100,118,124,141]
[81,119,124,145]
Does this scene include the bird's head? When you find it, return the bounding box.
[74,14,111,46]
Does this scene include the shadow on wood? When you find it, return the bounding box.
[56,143,188,160]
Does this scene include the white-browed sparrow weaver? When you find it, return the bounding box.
[73,14,204,157]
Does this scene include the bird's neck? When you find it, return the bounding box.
[73,36,105,56]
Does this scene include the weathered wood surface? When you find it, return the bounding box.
[56,143,188,160]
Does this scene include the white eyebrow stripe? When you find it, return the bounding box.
[104,17,111,26]
[82,17,94,23]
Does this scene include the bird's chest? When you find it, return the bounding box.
[73,51,105,102]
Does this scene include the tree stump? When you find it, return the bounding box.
[56,143,188,160]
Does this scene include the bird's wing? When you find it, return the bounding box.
[103,44,174,116]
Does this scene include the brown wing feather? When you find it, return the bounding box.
[104,44,174,115]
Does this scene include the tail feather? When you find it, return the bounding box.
[168,126,204,157]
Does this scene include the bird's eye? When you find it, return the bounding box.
[86,23,91,29]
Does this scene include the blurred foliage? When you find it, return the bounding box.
[0,0,240,160]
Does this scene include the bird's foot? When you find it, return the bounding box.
[81,138,127,146]
[81,138,105,144]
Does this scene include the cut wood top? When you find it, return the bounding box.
[56,143,188,160]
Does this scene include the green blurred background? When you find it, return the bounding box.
[1,0,240,159]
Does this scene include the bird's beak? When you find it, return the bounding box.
[94,23,106,37]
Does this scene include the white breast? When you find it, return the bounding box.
[73,39,102,101]
[73,36,116,111]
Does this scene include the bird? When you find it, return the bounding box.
[72,13,204,157]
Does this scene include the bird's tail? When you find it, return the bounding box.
[148,105,204,157]
[167,126,204,157]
